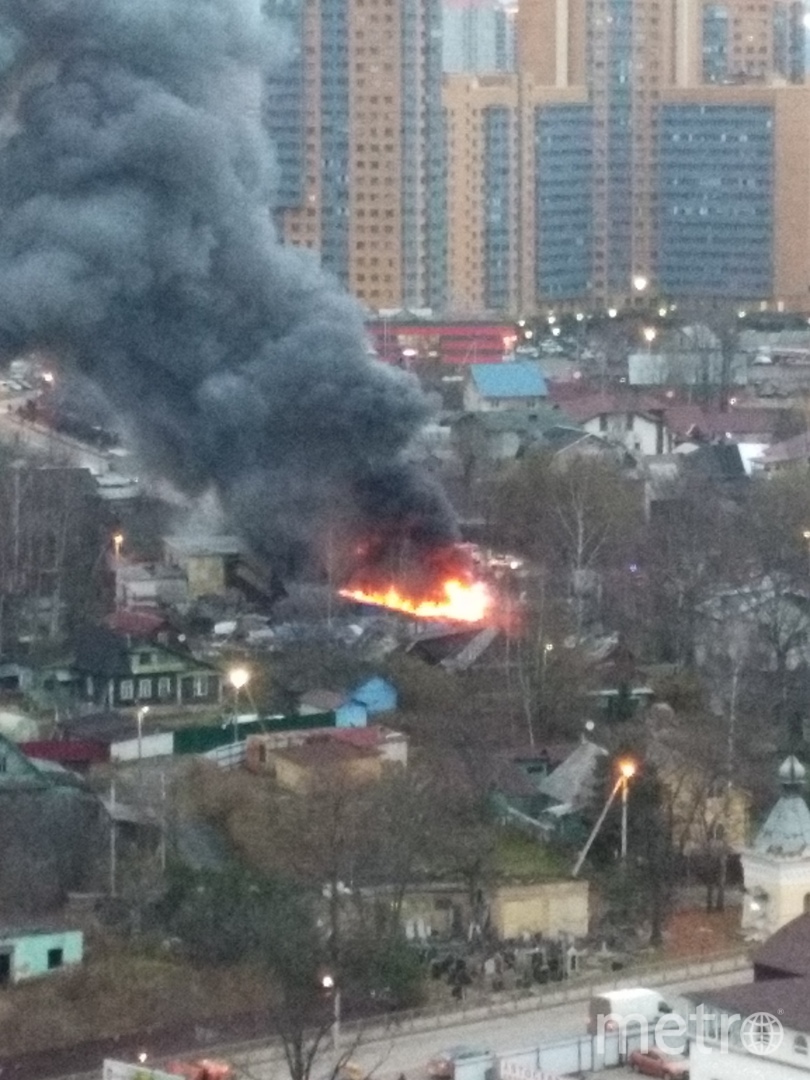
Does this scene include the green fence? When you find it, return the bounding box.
[172,712,336,755]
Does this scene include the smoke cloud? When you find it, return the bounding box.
[0,0,457,572]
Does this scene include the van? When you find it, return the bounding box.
[587,987,672,1035]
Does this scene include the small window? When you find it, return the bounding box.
[157,677,172,700]
[138,651,153,665]
[193,674,209,698]
[258,744,267,764]
[119,679,134,702]
[47,948,63,970]
[599,414,608,432]
[626,413,635,431]
[137,678,152,699]
[796,1035,809,1055]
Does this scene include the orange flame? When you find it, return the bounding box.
[339,577,492,622]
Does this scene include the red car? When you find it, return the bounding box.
[628,1048,689,1078]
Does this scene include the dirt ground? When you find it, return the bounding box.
[660,905,744,958]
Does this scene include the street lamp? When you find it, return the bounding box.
[632,275,648,293]
[321,974,341,1048]
[618,758,637,860]
[112,532,124,559]
[137,705,149,765]
[228,666,250,740]
[572,756,638,876]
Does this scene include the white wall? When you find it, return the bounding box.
[691,1033,810,1079]
[110,732,174,762]
[582,413,667,456]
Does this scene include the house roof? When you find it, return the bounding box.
[753,914,810,978]
[272,739,378,767]
[758,431,810,466]
[537,739,608,808]
[663,405,779,441]
[104,610,168,637]
[556,393,663,425]
[469,362,548,399]
[300,689,347,712]
[689,975,810,1035]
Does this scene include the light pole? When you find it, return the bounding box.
[572,756,637,876]
[321,974,340,1048]
[802,529,810,578]
[137,705,149,765]
[228,666,250,741]
[619,758,637,860]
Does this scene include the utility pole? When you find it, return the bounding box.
[109,779,117,897]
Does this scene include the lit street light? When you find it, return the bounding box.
[228,666,250,740]
[632,275,648,293]
[618,758,637,860]
[113,531,124,559]
[572,756,638,876]
[321,973,341,1048]
[137,705,149,765]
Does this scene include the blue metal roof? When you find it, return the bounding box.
[469,362,548,399]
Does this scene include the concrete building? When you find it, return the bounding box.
[265,0,445,312]
[741,756,810,941]
[442,0,810,315]
[0,926,83,985]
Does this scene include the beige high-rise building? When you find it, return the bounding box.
[443,0,810,315]
[265,0,446,313]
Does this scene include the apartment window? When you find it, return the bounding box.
[120,679,134,702]
[193,674,209,698]
[138,678,152,700]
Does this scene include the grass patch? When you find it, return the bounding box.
[494,827,569,882]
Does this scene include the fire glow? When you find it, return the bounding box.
[339,577,493,623]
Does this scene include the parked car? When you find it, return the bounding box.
[426,1046,490,1079]
[628,1047,689,1078]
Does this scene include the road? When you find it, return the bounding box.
[235,966,752,1080]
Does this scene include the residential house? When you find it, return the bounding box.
[686,913,810,1078]
[0,925,83,984]
[163,534,282,604]
[297,675,397,728]
[72,625,222,710]
[0,734,104,913]
[450,407,570,463]
[463,362,548,413]
[114,562,189,610]
[558,394,673,457]
[757,432,810,472]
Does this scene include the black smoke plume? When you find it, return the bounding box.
[0,0,457,572]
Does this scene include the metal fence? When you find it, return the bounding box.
[44,948,749,1080]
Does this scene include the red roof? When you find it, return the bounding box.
[20,739,109,765]
[663,405,779,440]
[104,610,167,637]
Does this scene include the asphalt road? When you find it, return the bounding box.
[235,967,752,1080]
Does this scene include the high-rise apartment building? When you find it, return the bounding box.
[444,0,810,314]
[266,0,445,312]
[442,0,517,74]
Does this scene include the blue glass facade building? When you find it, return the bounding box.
[535,105,593,299]
[657,104,773,296]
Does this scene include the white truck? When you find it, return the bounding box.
[587,986,672,1036]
